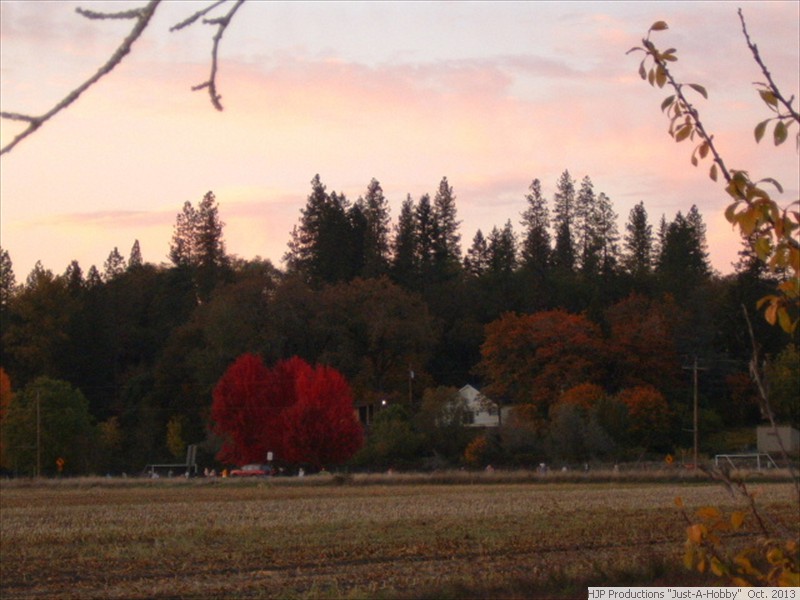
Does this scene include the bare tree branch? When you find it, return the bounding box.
[170,0,228,31]
[0,0,247,156]
[738,8,800,123]
[0,1,161,156]
[178,0,246,111]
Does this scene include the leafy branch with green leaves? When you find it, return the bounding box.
[627,11,799,334]
[630,12,800,587]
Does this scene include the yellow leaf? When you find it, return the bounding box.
[731,511,746,529]
[696,506,722,520]
[675,124,692,142]
[755,236,772,260]
[698,142,709,159]
[739,209,758,236]
[674,496,684,508]
[777,308,793,333]
[711,557,725,577]
[698,557,707,573]
[684,547,696,569]
[734,554,755,574]
[779,570,800,586]
[756,295,776,310]
[656,64,667,88]
[766,547,783,565]
[765,301,778,325]
[760,89,778,107]
[688,523,705,543]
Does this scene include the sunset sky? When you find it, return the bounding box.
[1,1,798,280]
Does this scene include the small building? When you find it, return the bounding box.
[757,425,800,456]
[458,385,511,428]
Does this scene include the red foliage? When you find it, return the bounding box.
[211,353,273,466]
[605,294,681,391]
[211,354,363,468]
[280,362,364,469]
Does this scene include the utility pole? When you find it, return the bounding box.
[36,391,41,478]
[408,365,414,407]
[683,356,707,468]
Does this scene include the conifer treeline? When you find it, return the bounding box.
[0,172,793,473]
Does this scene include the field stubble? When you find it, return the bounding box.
[0,473,797,599]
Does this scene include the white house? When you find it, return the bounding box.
[457,385,511,428]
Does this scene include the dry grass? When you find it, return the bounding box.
[1,473,797,599]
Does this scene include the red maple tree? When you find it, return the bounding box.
[211,353,274,465]
[211,354,363,468]
[280,361,364,469]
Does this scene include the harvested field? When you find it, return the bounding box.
[1,474,797,599]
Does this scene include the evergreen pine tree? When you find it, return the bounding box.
[593,192,619,277]
[391,194,418,287]
[488,220,518,277]
[622,201,653,279]
[358,178,391,278]
[103,247,125,281]
[575,175,599,274]
[415,193,436,278]
[194,191,229,299]
[64,260,84,295]
[552,170,576,272]
[431,176,462,278]
[286,175,355,285]
[464,230,489,278]
[85,266,103,288]
[0,248,16,310]
[520,179,551,276]
[128,240,143,270]
[169,201,198,268]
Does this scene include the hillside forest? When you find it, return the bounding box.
[1,171,797,475]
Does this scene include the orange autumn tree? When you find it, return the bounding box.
[617,385,672,451]
[556,382,607,410]
[478,310,607,417]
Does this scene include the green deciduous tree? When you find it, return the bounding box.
[1,377,94,475]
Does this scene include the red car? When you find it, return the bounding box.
[229,464,273,477]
